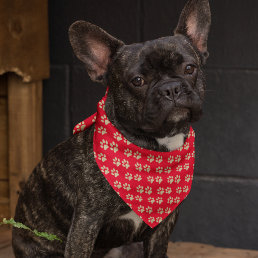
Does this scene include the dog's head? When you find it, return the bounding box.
[69,0,211,138]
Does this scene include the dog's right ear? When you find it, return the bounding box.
[174,0,211,64]
[69,21,124,82]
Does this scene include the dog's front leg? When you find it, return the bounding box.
[64,206,103,258]
[143,208,179,258]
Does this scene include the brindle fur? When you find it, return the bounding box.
[12,0,211,257]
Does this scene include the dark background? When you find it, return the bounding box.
[43,0,258,250]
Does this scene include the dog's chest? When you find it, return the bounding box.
[156,133,185,151]
[119,210,143,231]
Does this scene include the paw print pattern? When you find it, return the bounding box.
[110,142,118,153]
[183,163,189,171]
[156,176,163,184]
[100,115,110,125]
[135,163,143,171]
[165,207,171,214]
[135,195,143,202]
[174,197,180,204]
[156,167,163,174]
[113,157,121,167]
[157,187,165,195]
[146,206,153,214]
[157,208,164,214]
[175,155,181,163]
[126,194,134,201]
[138,205,145,213]
[185,175,191,182]
[143,164,151,172]
[111,169,119,177]
[100,139,109,150]
[164,167,171,174]
[92,116,97,123]
[192,151,195,158]
[145,186,152,195]
[191,130,195,137]
[183,186,189,193]
[185,153,191,160]
[175,175,181,184]
[184,142,190,150]
[148,197,155,204]
[134,174,142,182]
[147,176,154,183]
[156,197,163,204]
[123,183,131,191]
[97,126,107,135]
[176,165,183,172]
[137,185,144,194]
[124,149,132,157]
[176,187,182,194]
[101,166,109,175]
[122,159,130,169]
[98,153,107,162]
[98,99,104,109]
[167,176,174,184]
[156,155,163,164]
[167,197,174,204]
[148,217,155,224]
[156,217,162,223]
[165,187,172,194]
[124,138,131,145]
[147,155,155,163]
[168,156,174,164]
[125,173,133,181]
[113,132,123,141]
[114,181,122,189]
[133,151,141,160]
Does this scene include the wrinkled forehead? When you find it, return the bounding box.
[117,35,200,72]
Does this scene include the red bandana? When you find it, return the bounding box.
[73,90,195,228]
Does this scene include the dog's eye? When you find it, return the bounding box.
[131,77,144,87]
[184,65,195,75]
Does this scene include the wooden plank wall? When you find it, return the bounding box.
[0,73,42,226]
[0,74,9,221]
[8,74,42,217]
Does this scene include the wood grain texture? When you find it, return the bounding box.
[0,75,10,221]
[167,242,258,258]
[0,98,8,180]
[8,74,42,216]
[0,200,9,221]
[0,230,11,248]
[0,77,8,181]
[0,181,9,199]
[0,0,49,82]
[0,75,7,97]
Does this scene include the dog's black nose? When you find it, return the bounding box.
[158,82,182,100]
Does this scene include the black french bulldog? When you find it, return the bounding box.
[12,0,211,257]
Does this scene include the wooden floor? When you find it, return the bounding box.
[1,229,258,258]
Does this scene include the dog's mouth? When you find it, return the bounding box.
[174,100,203,123]
[139,107,190,137]
[140,96,202,138]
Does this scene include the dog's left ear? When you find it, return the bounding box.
[174,0,211,64]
